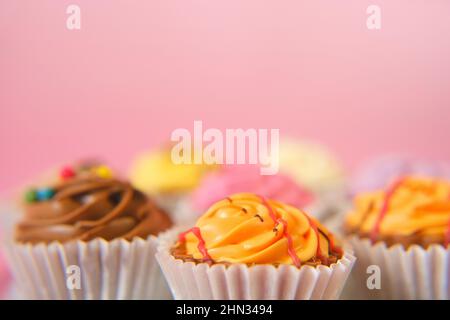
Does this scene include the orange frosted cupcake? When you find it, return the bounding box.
[345,176,450,299]
[156,193,355,300]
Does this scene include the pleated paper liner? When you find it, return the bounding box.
[156,228,356,300]
[5,236,171,300]
[347,236,449,300]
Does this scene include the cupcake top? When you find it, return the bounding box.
[15,164,172,243]
[129,148,214,194]
[345,176,450,248]
[173,193,343,267]
[191,165,314,213]
[351,155,450,195]
[278,138,346,192]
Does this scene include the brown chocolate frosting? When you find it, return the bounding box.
[15,176,172,243]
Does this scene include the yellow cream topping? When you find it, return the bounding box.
[180,193,342,266]
[345,176,450,245]
[129,149,213,194]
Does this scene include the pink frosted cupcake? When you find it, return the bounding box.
[191,165,338,229]
[192,165,312,211]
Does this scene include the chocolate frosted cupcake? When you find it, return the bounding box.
[156,193,355,300]
[345,176,450,299]
[6,164,172,300]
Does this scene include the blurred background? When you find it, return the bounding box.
[1,0,450,196]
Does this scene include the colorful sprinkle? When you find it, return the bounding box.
[36,188,55,201]
[24,189,36,203]
[94,165,113,179]
[60,166,75,180]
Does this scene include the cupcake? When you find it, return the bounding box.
[156,193,355,300]
[345,176,450,299]
[351,155,450,195]
[5,164,173,299]
[129,148,214,224]
[278,138,348,231]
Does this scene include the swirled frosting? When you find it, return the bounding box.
[15,170,172,243]
[173,193,342,267]
[345,176,450,247]
[191,165,314,213]
[129,149,214,194]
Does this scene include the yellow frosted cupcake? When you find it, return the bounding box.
[129,148,215,223]
[156,193,355,300]
[345,176,450,299]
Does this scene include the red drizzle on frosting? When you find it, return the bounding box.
[303,214,328,265]
[260,196,277,221]
[370,178,405,244]
[327,233,343,256]
[179,227,212,262]
[260,196,301,267]
[276,218,301,267]
[445,219,450,248]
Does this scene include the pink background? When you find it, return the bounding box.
[1,1,450,195]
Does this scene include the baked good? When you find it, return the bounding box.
[345,176,450,299]
[156,193,355,300]
[6,163,172,299]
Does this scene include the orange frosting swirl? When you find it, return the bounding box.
[345,176,450,247]
[175,193,342,267]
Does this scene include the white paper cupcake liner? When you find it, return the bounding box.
[4,236,171,300]
[156,229,355,300]
[348,236,450,300]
